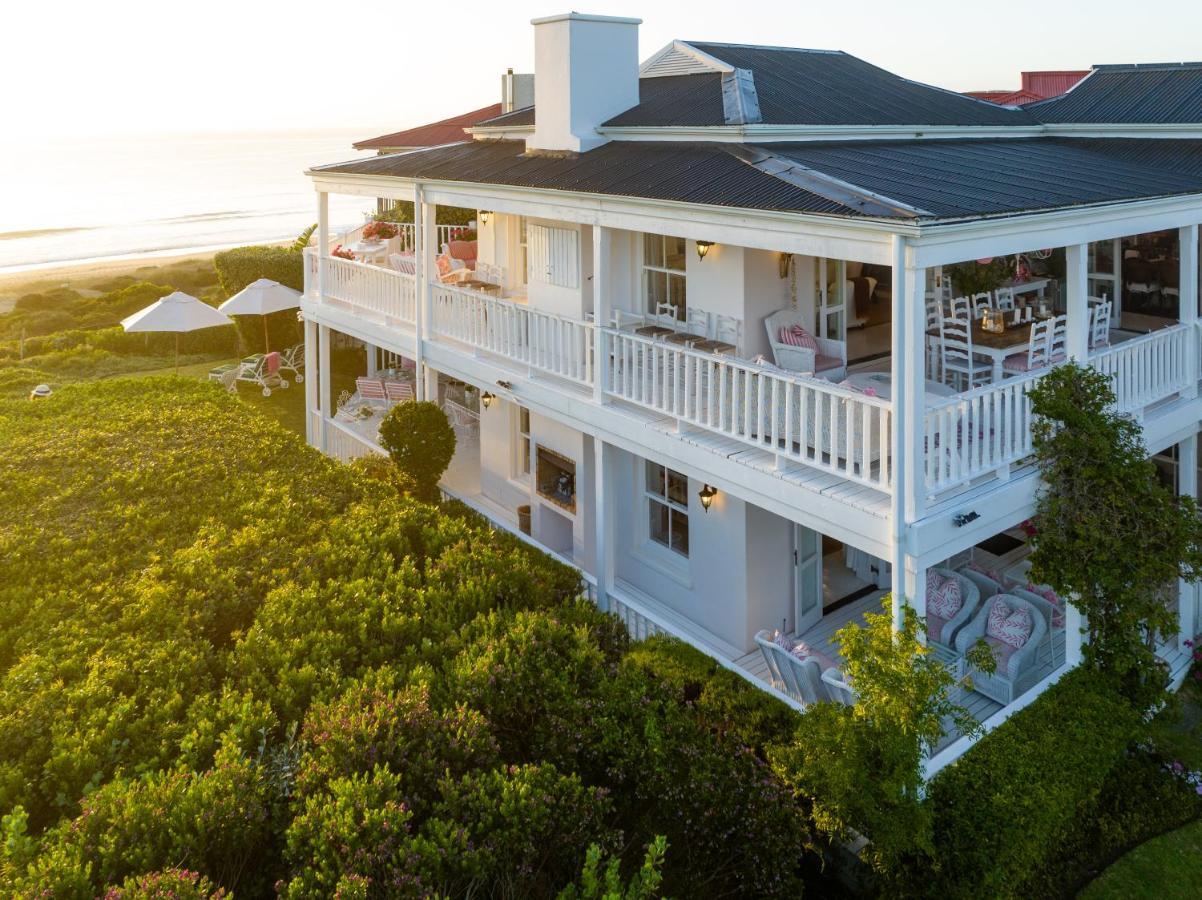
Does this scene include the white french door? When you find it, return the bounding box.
[817,258,847,342]
[794,524,823,635]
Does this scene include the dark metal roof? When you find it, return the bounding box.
[1031,63,1202,123]
[313,140,860,216]
[312,137,1202,222]
[604,74,727,127]
[474,105,534,128]
[679,43,1036,127]
[767,138,1202,218]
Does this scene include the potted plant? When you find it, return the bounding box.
[362,221,398,242]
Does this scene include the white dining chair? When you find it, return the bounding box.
[684,306,710,338]
[1048,315,1068,363]
[941,316,988,390]
[1089,299,1113,350]
[654,302,680,326]
[712,313,742,353]
[971,292,993,319]
[949,296,972,321]
[925,300,945,380]
[994,287,1016,311]
[1002,316,1053,376]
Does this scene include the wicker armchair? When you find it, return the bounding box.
[764,309,847,380]
[755,630,831,705]
[955,592,1050,704]
[926,567,981,655]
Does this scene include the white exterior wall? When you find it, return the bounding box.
[743,249,795,359]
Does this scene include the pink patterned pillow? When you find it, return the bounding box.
[778,324,818,351]
[772,630,792,650]
[928,576,963,620]
[967,560,1008,590]
[985,598,1033,648]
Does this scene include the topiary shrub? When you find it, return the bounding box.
[377,401,456,502]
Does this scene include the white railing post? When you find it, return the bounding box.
[1180,432,1199,647]
[593,225,611,404]
[1066,243,1089,362]
[304,317,318,446]
[318,323,331,453]
[413,184,428,401]
[1180,224,1199,399]
[317,191,329,302]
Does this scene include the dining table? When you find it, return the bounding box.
[929,316,1051,383]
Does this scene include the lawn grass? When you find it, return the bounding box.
[1077,818,1202,899]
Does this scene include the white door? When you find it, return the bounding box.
[794,524,823,635]
[817,258,847,342]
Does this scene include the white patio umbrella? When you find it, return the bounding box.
[121,291,233,374]
[218,278,302,354]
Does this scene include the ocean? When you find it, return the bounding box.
[0,129,380,273]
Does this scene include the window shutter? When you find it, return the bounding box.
[527,224,579,289]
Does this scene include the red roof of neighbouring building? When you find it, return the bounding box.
[353,103,503,151]
[966,70,1089,106]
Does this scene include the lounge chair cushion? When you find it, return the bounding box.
[966,560,1007,589]
[788,640,839,673]
[986,597,1034,648]
[815,353,844,373]
[778,324,817,351]
[927,612,949,644]
[984,635,1020,675]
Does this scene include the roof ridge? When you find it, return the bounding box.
[1091,61,1202,71]
[684,40,845,56]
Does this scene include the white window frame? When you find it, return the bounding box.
[517,216,529,288]
[511,404,532,482]
[642,461,690,560]
[640,233,687,319]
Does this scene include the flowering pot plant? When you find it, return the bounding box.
[362,220,398,242]
[331,245,355,260]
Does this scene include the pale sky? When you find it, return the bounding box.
[6,0,1202,139]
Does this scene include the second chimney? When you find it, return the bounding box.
[527,12,641,154]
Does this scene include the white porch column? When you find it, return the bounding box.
[1179,432,1199,647]
[592,226,612,404]
[1180,224,1199,399]
[1065,603,1085,668]
[889,235,908,630]
[412,184,428,401]
[304,317,318,446]
[1065,243,1089,361]
[317,191,329,300]
[365,342,377,377]
[904,263,927,523]
[318,323,332,453]
[905,556,928,644]
[593,437,612,612]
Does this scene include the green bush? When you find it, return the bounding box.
[101,868,229,899]
[916,668,1144,898]
[213,245,304,295]
[378,401,456,502]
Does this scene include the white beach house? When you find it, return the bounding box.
[299,13,1202,775]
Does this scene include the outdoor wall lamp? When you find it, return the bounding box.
[952,511,980,527]
[778,252,792,279]
[481,391,496,409]
[696,240,714,261]
[698,484,718,512]
[479,211,491,226]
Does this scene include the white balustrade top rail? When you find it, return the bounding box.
[431,284,596,387]
[604,329,894,492]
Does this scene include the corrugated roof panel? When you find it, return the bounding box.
[1032,64,1202,123]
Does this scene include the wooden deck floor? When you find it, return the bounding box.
[733,590,1068,751]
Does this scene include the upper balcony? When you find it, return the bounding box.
[301,218,1202,537]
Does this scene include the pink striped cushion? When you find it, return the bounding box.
[1002,353,1035,373]
[985,598,1033,648]
[984,635,1019,675]
[778,324,818,351]
[928,576,963,620]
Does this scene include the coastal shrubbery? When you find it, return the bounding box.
[0,380,812,896]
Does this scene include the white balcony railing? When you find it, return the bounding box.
[329,221,467,255]
[1092,322,1193,414]
[431,284,595,387]
[604,330,893,492]
[923,323,1195,494]
[304,248,416,326]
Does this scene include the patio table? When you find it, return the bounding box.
[349,240,389,265]
[928,317,1052,383]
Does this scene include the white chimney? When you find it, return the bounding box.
[501,69,536,114]
[527,12,642,154]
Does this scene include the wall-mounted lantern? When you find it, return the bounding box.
[698,484,718,512]
[696,240,714,261]
[481,391,496,409]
